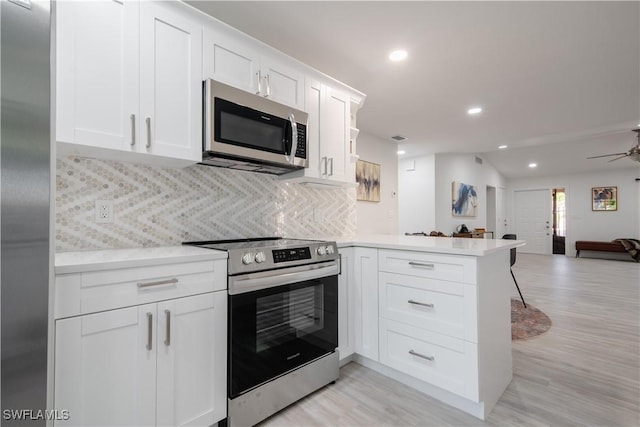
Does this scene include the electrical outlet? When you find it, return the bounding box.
[95,200,113,223]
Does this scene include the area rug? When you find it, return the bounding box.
[511,299,552,340]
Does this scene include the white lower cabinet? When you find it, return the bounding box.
[54,292,226,427]
[53,248,228,427]
[379,318,479,401]
[156,292,226,427]
[352,247,379,361]
[340,245,512,420]
[55,304,156,426]
[338,248,354,362]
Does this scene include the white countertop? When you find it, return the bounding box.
[334,234,525,256]
[55,245,227,275]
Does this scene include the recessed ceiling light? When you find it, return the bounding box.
[529,163,537,168]
[467,107,482,115]
[389,49,408,62]
[397,150,406,155]
[498,145,508,149]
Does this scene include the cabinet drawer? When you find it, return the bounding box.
[379,318,479,401]
[379,272,477,342]
[55,259,226,319]
[378,250,476,284]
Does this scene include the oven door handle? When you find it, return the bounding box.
[229,261,339,295]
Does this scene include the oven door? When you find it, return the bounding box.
[228,263,338,398]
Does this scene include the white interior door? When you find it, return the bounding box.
[514,189,552,254]
[496,187,508,238]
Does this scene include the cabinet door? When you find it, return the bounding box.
[261,55,305,109]
[140,2,202,162]
[303,78,324,179]
[56,0,139,151]
[353,247,379,361]
[338,248,355,362]
[322,86,351,183]
[156,292,227,426]
[203,25,260,94]
[54,305,156,426]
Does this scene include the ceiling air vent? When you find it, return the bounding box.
[391,135,407,141]
[475,156,483,165]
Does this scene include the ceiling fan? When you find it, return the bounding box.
[587,129,640,162]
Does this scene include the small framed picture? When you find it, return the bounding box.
[356,160,380,202]
[592,186,617,211]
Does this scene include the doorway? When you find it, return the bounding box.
[514,189,552,254]
[552,188,566,254]
[486,186,496,237]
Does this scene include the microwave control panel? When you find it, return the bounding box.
[295,124,307,159]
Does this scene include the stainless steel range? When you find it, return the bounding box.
[184,238,340,427]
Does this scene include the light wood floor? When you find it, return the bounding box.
[260,253,640,426]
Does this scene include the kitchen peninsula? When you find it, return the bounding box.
[334,234,524,419]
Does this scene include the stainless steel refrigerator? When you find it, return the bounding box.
[1,0,51,425]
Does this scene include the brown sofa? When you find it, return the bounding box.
[575,240,626,258]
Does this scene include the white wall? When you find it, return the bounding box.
[434,154,507,235]
[356,132,399,235]
[398,153,506,235]
[398,155,436,233]
[508,166,640,257]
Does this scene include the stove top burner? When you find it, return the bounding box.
[183,237,339,275]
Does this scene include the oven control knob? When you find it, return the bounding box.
[316,246,327,256]
[242,253,254,265]
[255,251,266,263]
[326,245,335,254]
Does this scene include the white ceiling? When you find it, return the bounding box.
[188,1,640,178]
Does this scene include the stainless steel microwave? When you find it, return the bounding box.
[202,79,308,175]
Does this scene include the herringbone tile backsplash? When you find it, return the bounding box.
[56,157,356,251]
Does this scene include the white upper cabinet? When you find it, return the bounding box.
[203,24,304,110]
[139,1,202,163]
[56,0,139,153]
[322,86,351,183]
[284,78,361,186]
[202,25,261,94]
[56,0,203,167]
[259,55,305,110]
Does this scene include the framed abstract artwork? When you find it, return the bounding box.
[452,181,478,217]
[356,160,380,202]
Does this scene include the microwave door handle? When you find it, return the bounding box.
[285,113,298,164]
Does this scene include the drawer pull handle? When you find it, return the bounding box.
[408,261,435,269]
[409,349,434,361]
[164,309,171,346]
[146,312,153,351]
[408,299,434,308]
[137,278,179,289]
